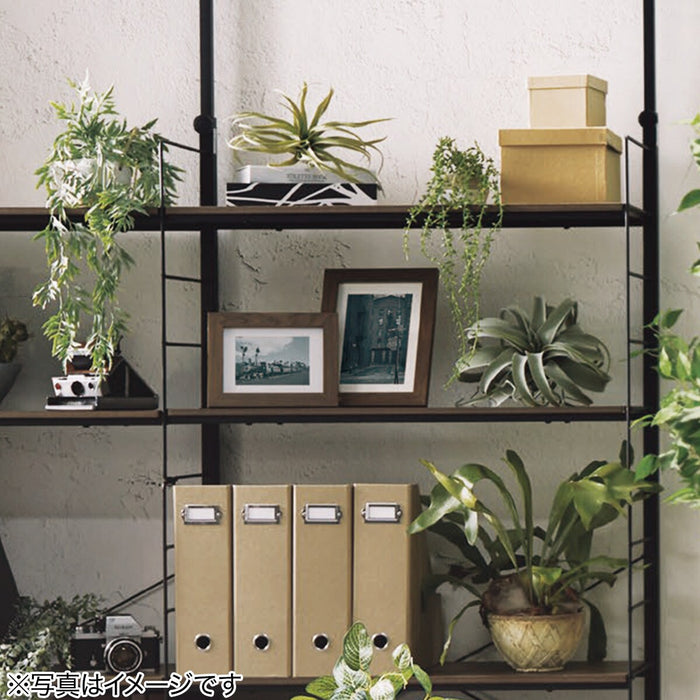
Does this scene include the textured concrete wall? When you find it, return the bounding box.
[1,1,699,697]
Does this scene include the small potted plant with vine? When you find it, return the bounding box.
[227,82,390,187]
[404,137,502,381]
[32,75,182,378]
[0,316,29,403]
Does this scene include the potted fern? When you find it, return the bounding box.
[404,137,502,379]
[408,445,660,670]
[32,75,181,378]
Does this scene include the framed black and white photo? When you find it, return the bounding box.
[321,268,438,406]
[207,312,338,407]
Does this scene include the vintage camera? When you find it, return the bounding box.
[52,373,103,398]
[70,615,160,674]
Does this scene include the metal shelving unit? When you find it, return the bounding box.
[0,0,660,697]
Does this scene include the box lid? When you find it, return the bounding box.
[499,127,622,153]
[528,74,608,94]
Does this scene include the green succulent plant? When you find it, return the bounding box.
[33,74,182,377]
[404,137,502,380]
[292,621,458,700]
[228,82,390,184]
[0,317,29,363]
[407,445,661,664]
[456,296,611,406]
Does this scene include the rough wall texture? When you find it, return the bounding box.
[1,1,699,697]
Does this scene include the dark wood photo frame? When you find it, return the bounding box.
[321,268,438,406]
[207,312,338,407]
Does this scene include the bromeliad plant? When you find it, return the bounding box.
[292,622,458,700]
[228,82,390,184]
[456,296,611,406]
[408,446,661,664]
[33,75,181,377]
[404,137,502,376]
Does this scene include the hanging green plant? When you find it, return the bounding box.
[32,75,182,377]
[228,82,390,184]
[404,137,502,380]
[456,296,611,406]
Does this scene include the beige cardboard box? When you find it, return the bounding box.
[292,484,352,678]
[353,483,438,673]
[528,75,608,127]
[174,486,232,675]
[499,127,622,204]
[232,484,292,678]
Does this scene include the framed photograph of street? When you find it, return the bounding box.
[321,268,438,406]
[207,312,338,407]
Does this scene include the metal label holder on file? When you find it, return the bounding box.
[302,504,342,524]
[243,504,282,524]
[180,504,223,525]
[361,502,402,523]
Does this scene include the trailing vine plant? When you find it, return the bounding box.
[33,75,181,376]
[404,137,502,381]
[634,110,700,505]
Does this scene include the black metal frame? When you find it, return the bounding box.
[158,0,661,694]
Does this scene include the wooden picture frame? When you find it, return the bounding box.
[321,268,438,406]
[206,312,338,407]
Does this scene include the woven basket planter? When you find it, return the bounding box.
[487,610,585,672]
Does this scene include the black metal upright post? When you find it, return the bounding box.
[640,0,660,698]
[196,0,220,484]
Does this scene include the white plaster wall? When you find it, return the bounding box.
[0,1,698,698]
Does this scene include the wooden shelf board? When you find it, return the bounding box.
[0,410,161,426]
[0,203,645,232]
[241,660,643,691]
[167,405,647,425]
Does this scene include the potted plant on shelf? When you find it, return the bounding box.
[0,316,29,404]
[455,296,611,406]
[407,445,660,671]
[226,82,390,205]
[0,593,101,696]
[404,137,502,379]
[32,75,182,378]
[292,621,459,700]
[633,111,700,505]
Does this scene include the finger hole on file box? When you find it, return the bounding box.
[372,633,389,650]
[253,634,271,651]
[194,633,212,651]
[313,634,330,651]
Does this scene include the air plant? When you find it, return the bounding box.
[228,82,390,183]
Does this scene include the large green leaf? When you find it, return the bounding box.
[342,623,373,672]
[503,450,533,570]
[407,481,463,535]
[306,676,339,699]
[678,188,700,211]
[526,351,561,404]
[511,352,539,405]
[454,345,502,383]
[545,362,594,405]
[582,598,607,662]
[537,298,577,344]
[467,317,530,350]
[478,348,515,395]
